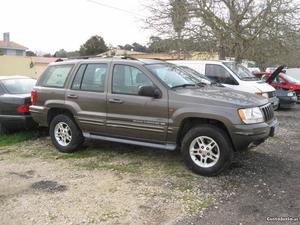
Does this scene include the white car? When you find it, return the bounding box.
[168,60,279,110]
[285,68,300,81]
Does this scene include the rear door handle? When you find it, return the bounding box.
[108,99,124,104]
[67,94,78,99]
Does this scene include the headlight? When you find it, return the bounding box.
[255,92,269,98]
[287,92,294,97]
[238,107,264,124]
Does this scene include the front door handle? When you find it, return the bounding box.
[67,94,78,99]
[108,99,124,104]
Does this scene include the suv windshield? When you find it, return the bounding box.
[178,66,211,83]
[2,78,36,94]
[146,64,201,88]
[223,62,258,81]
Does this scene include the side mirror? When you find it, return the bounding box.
[138,86,161,98]
[224,77,238,85]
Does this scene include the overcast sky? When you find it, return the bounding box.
[0,0,151,54]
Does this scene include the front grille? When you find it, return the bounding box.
[295,90,300,100]
[260,104,274,122]
[268,91,276,98]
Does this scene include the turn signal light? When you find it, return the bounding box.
[31,90,37,105]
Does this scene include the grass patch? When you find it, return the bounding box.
[0,131,38,147]
[270,135,283,140]
[183,194,215,214]
[173,182,193,191]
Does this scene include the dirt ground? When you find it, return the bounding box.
[0,105,299,225]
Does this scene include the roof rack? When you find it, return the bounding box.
[54,55,165,63]
[66,55,106,60]
[54,55,140,62]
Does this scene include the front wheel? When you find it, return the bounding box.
[181,124,233,176]
[49,114,84,153]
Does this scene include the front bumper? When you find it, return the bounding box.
[0,115,37,130]
[230,118,278,151]
[269,97,279,110]
[278,96,297,108]
[293,90,300,102]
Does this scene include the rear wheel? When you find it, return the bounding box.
[49,114,84,153]
[181,124,233,176]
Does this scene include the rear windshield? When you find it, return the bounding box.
[1,78,36,94]
[40,64,74,88]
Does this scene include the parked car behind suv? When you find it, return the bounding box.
[257,71,300,102]
[169,60,279,110]
[30,57,278,176]
[0,76,37,134]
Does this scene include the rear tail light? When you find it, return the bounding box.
[17,103,32,113]
[31,90,37,105]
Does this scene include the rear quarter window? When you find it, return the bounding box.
[39,64,74,88]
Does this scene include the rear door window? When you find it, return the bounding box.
[72,65,87,90]
[41,64,74,88]
[72,64,108,92]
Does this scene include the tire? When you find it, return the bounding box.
[0,123,8,135]
[49,114,84,153]
[181,124,233,176]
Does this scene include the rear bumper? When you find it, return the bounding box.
[0,115,37,130]
[230,118,278,151]
[29,105,49,127]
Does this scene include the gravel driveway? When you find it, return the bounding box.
[0,105,299,225]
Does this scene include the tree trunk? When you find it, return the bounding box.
[176,33,182,59]
[234,43,243,63]
[218,37,226,60]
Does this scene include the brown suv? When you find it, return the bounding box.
[30,57,278,176]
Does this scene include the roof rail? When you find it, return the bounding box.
[66,55,106,60]
[59,55,140,61]
[114,56,138,60]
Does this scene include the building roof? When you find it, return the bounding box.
[0,40,27,50]
[31,56,59,64]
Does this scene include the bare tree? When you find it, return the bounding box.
[146,0,300,63]
[170,0,189,58]
[146,0,189,58]
[190,0,300,62]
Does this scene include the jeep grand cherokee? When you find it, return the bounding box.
[30,57,278,176]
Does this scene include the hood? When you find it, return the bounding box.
[243,80,275,93]
[173,85,268,108]
[266,65,285,84]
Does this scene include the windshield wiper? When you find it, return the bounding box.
[197,82,207,87]
[171,84,196,89]
[208,80,224,87]
[240,77,258,81]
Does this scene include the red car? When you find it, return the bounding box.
[255,72,300,102]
